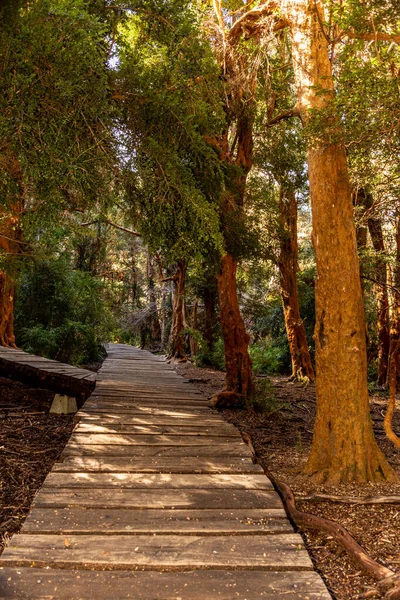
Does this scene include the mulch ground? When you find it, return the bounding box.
[1,359,399,600]
[0,362,100,554]
[175,362,400,600]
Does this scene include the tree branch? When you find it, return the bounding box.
[345,31,400,45]
[267,105,301,126]
[227,1,287,45]
[80,219,141,237]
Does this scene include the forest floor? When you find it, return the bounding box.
[1,360,399,600]
[0,362,101,555]
[175,362,400,600]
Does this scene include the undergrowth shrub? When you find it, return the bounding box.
[15,259,115,364]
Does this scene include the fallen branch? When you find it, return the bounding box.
[299,494,400,505]
[241,431,400,600]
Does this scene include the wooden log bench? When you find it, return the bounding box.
[0,346,96,412]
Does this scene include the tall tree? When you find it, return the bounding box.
[278,186,315,382]
[229,0,397,481]
[0,0,116,346]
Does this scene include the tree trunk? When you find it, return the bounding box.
[217,253,254,398]
[214,112,255,403]
[278,187,315,382]
[367,216,390,386]
[283,0,396,483]
[203,278,217,351]
[0,215,21,349]
[169,260,187,361]
[352,189,368,293]
[189,298,199,358]
[389,217,400,388]
[146,253,161,344]
[0,271,16,348]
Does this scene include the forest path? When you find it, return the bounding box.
[0,344,331,599]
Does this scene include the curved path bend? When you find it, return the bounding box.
[0,343,331,599]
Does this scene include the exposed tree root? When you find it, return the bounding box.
[241,431,400,600]
[209,389,245,409]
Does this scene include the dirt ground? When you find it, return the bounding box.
[0,377,74,552]
[175,362,400,600]
[1,361,399,599]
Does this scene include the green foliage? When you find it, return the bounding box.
[194,335,225,371]
[0,0,116,252]
[15,260,115,364]
[117,5,225,266]
[249,339,284,375]
[247,377,284,415]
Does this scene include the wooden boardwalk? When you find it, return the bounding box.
[0,344,331,599]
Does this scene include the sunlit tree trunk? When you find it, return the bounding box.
[213,110,255,402]
[169,260,187,361]
[278,187,315,382]
[218,253,254,397]
[282,0,395,482]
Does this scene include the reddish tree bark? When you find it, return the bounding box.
[213,112,255,402]
[203,277,217,351]
[278,187,315,382]
[217,253,254,397]
[0,269,16,348]
[0,155,25,348]
[168,260,187,361]
[280,0,395,483]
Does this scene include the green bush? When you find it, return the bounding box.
[249,338,287,374]
[15,259,115,364]
[194,335,225,371]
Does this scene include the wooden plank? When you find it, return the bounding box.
[78,407,215,417]
[0,569,333,599]
[43,473,273,490]
[68,434,240,446]
[88,390,204,397]
[22,507,289,535]
[85,400,207,407]
[53,456,261,473]
[73,423,239,436]
[91,396,205,403]
[77,410,218,421]
[0,533,312,570]
[76,415,223,426]
[32,488,282,509]
[61,443,250,457]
